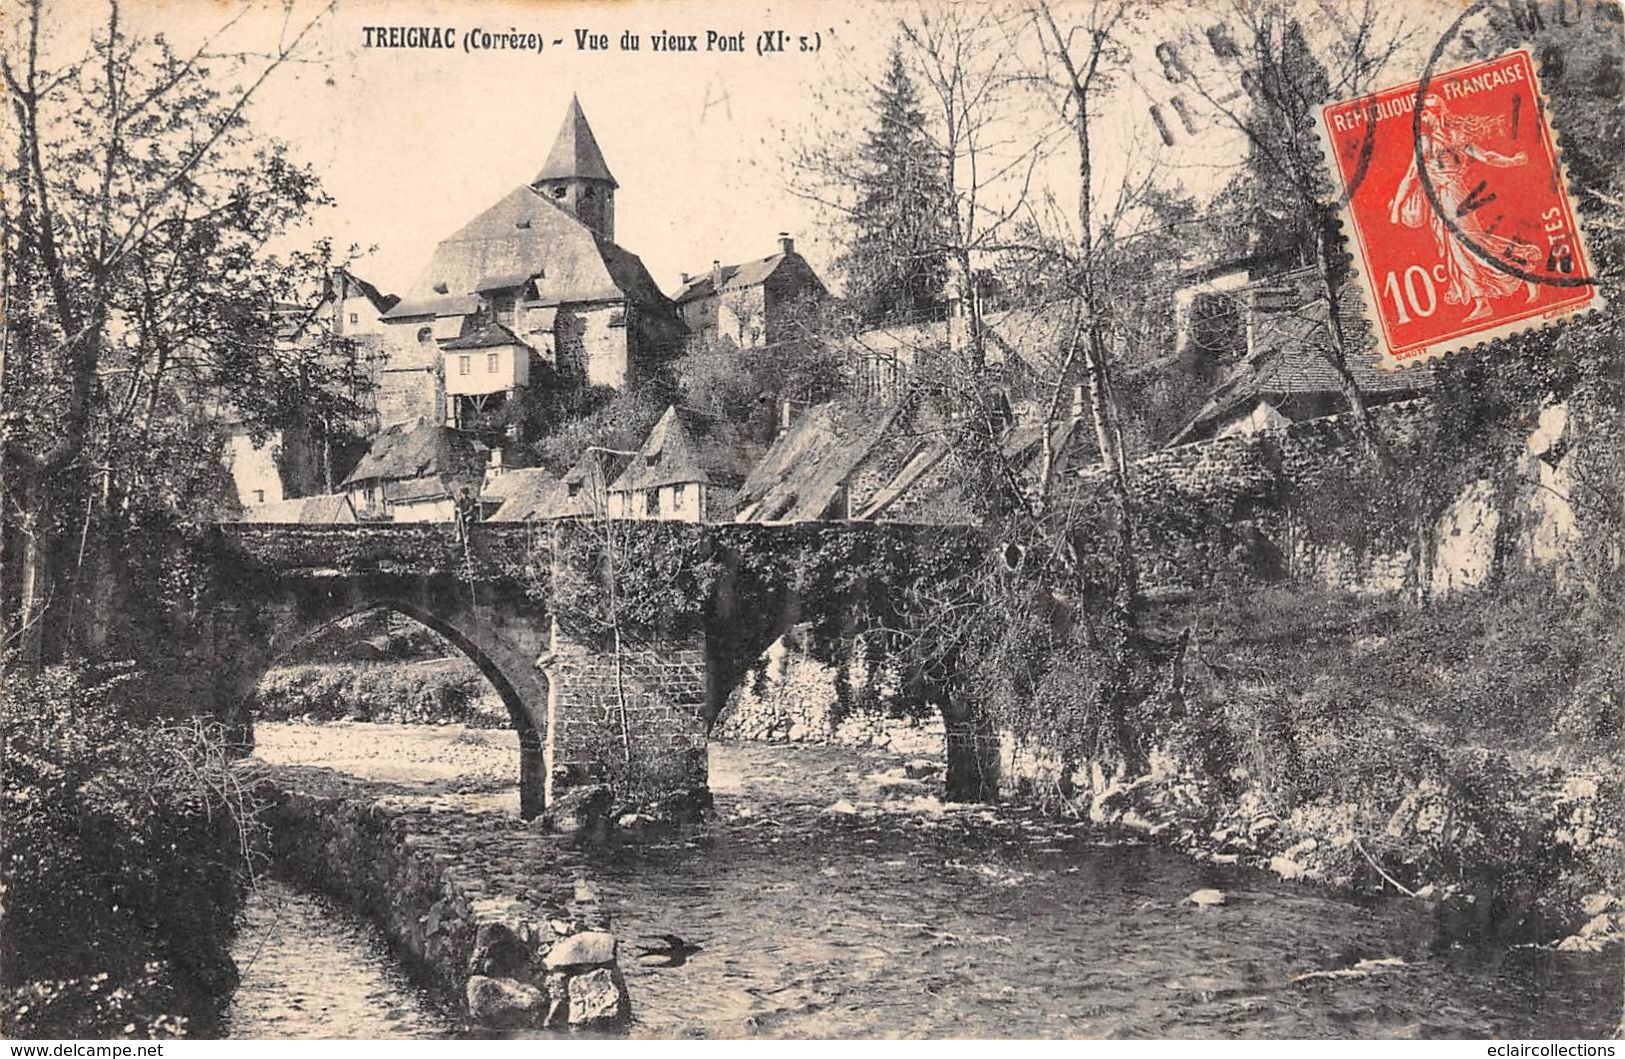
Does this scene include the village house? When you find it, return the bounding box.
[672,234,828,349]
[1168,267,1434,443]
[484,448,632,522]
[607,406,754,523]
[339,417,490,521]
[372,96,683,433]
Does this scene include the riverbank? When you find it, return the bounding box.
[719,583,1625,951]
[249,724,1622,1037]
[252,755,629,1035]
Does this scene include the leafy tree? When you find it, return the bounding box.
[835,44,952,325]
[0,0,358,665]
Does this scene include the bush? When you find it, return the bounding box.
[1146,580,1623,926]
[0,663,264,1038]
[253,658,510,727]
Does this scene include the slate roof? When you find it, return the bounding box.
[341,418,490,488]
[532,95,618,187]
[609,406,753,493]
[383,294,480,321]
[384,475,454,504]
[1171,294,1434,443]
[235,493,357,524]
[484,468,566,522]
[334,269,399,314]
[442,320,524,351]
[734,402,902,522]
[673,252,794,304]
[381,186,670,320]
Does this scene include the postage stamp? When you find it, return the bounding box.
[1319,49,1601,368]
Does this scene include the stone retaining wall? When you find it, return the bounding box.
[713,635,946,758]
[261,769,629,1034]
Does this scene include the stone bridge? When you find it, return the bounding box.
[209,521,991,819]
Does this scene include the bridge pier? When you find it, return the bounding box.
[539,623,711,815]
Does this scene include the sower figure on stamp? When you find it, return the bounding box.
[1389,93,1540,321]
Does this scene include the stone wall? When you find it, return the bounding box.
[541,626,710,807]
[1063,398,1590,598]
[261,771,628,1033]
[712,635,946,759]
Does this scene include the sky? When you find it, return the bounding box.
[30,0,1444,301]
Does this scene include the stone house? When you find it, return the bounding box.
[339,417,490,521]
[607,406,752,523]
[672,234,827,349]
[1169,269,1435,444]
[373,96,682,431]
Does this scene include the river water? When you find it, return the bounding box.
[234,726,1622,1039]
[223,880,455,1039]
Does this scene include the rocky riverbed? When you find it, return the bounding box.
[245,722,1622,1038]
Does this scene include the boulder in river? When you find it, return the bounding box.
[469,920,531,978]
[544,785,612,835]
[545,930,618,969]
[1184,888,1226,908]
[466,975,548,1028]
[567,967,625,1026]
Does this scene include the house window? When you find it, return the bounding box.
[567,482,581,497]
[459,355,471,375]
[487,352,499,373]
[417,326,433,343]
[645,490,660,518]
[349,312,358,324]
[252,489,265,504]
[672,483,686,509]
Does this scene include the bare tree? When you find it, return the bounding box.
[1170,0,1413,453]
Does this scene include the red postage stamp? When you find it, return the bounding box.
[1319,50,1600,368]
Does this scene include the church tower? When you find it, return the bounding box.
[530,95,617,241]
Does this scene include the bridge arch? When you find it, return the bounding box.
[226,574,556,818]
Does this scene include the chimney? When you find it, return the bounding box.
[778,399,794,439]
[1070,384,1085,422]
[679,272,691,285]
[778,232,794,255]
[711,260,723,290]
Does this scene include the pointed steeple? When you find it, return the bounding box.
[533,95,618,188]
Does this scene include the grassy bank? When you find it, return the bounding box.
[1060,580,1623,945]
[0,665,263,1038]
[253,658,510,728]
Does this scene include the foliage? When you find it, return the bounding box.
[0,0,355,664]
[0,663,265,1037]
[1140,580,1623,919]
[519,385,671,476]
[834,43,952,325]
[670,326,849,436]
[253,659,508,728]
